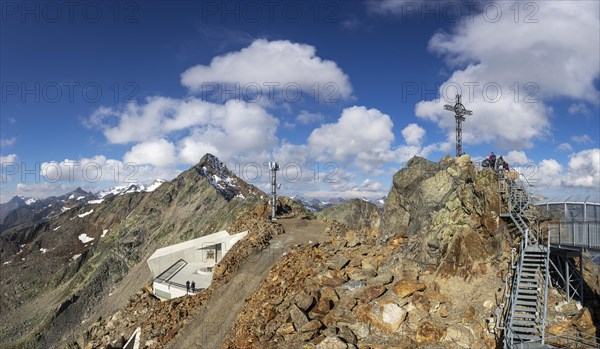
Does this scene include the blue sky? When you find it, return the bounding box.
[1,0,599,202]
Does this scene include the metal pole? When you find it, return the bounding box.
[456,116,461,157]
[270,162,279,221]
[565,258,570,301]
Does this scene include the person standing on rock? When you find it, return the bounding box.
[191,281,196,293]
[497,156,505,172]
[186,280,190,294]
[489,152,496,170]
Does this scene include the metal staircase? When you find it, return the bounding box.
[508,244,549,343]
[500,172,551,348]
[498,169,600,348]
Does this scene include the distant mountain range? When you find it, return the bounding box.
[0,179,167,233]
[290,195,386,212]
[1,176,385,233]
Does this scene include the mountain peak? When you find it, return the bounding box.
[196,153,227,173]
[192,153,262,201]
[8,196,27,205]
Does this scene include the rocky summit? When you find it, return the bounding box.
[1,154,598,349]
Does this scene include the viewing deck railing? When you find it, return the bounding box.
[547,221,600,250]
[154,259,202,294]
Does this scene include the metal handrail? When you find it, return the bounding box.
[532,322,600,348]
[504,238,527,348]
[503,320,527,348]
[548,222,600,249]
[541,235,550,344]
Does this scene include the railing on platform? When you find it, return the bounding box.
[548,221,600,249]
[534,322,599,348]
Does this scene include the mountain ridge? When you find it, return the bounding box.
[0,153,266,348]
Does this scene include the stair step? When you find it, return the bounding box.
[513,313,538,319]
[521,266,544,270]
[524,247,546,251]
[512,320,540,327]
[513,333,543,342]
[513,313,537,319]
[517,288,539,294]
[520,272,539,277]
[514,302,537,308]
[516,294,540,301]
[512,325,540,334]
[521,267,543,272]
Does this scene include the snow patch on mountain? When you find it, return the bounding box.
[78,234,94,244]
[145,179,166,192]
[96,179,168,198]
[78,209,94,218]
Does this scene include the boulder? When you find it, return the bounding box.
[295,292,315,312]
[327,255,350,270]
[347,268,377,281]
[367,272,393,286]
[316,336,347,349]
[290,305,310,329]
[357,300,407,333]
[276,323,295,335]
[300,320,323,333]
[415,321,445,344]
[354,285,386,303]
[338,326,357,345]
[444,324,474,348]
[392,280,426,298]
[346,322,369,340]
[573,308,595,336]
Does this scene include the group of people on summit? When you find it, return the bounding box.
[483,152,509,171]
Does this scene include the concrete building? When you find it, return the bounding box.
[147,230,247,300]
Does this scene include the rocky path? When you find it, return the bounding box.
[166,218,328,349]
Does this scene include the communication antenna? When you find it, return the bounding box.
[269,162,280,221]
[444,94,473,157]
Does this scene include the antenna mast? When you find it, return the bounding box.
[444,94,473,157]
[269,162,279,221]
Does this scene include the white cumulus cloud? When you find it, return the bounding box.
[571,134,593,144]
[415,1,599,150]
[123,139,177,167]
[0,137,16,148]
[401,123,426,146]
[0,153,17,164]
[565,148,600,188]
[296,111,326,125]
[180,39,353,100]
[308,106,394,164]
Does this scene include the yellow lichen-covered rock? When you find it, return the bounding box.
[415,321,445,344]
[392,280,426,298]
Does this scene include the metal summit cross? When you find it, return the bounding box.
[444,94,473,157]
